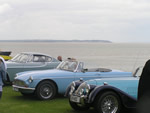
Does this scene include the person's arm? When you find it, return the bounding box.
[1,71,7,82]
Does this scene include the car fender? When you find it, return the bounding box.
[88,85,137,108]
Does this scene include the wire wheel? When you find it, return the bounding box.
[101,95,118,113]
[39,84,53,99]
[36,81,57,100]
[95,91,121,113]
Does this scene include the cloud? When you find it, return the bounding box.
[0,0,150,42]
[0,3,12,14]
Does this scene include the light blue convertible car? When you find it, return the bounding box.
[6,52,60,82]
[65,67,142,113]
[13,58,132,100]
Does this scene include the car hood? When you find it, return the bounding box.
[15,69,72,81]
[6,60,21,68]
[85,79,98,85]
[86,77,139,86]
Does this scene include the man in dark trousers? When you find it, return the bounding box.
[137,59,150,113]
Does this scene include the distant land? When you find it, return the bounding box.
[0,40,112,43]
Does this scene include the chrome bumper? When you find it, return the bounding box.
[12,85,35,91]
[70,94,87,104]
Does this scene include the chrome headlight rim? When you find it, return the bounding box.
[69,81,76,95]
[76,82,91,96]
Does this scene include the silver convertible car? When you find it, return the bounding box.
[13,58,132,100]
[6,52,60,82]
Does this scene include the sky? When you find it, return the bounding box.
[0,0,150,43]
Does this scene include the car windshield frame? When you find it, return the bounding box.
[11,53,30,63]
[133,66,143,77]
[57,60,79,72]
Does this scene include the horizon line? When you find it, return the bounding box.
[0,39,112,43]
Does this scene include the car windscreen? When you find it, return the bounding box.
[57,60,78,72]
[11,53,29,63]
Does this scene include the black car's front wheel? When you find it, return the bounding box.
[35,81,57,100]
[94,91,122,113]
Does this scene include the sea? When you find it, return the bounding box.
[0,42,150,73]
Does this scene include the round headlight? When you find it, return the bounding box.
[85,84,90,94]
[28,76,33,83]
[69,81,76,95]
[76,82,90,96]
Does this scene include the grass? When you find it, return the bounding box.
[0,86,96,113]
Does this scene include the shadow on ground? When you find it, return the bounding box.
[68,108,136,113]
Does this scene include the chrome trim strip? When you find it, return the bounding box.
[40,76,129,79]
[38,76,101,80]
[7,64,47,68]
[12,85,35,90]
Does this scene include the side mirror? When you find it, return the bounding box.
[81,68,88,73]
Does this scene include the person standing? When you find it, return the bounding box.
[57,56,62,61]
[137,59,150,113]
[0,56,7,99]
